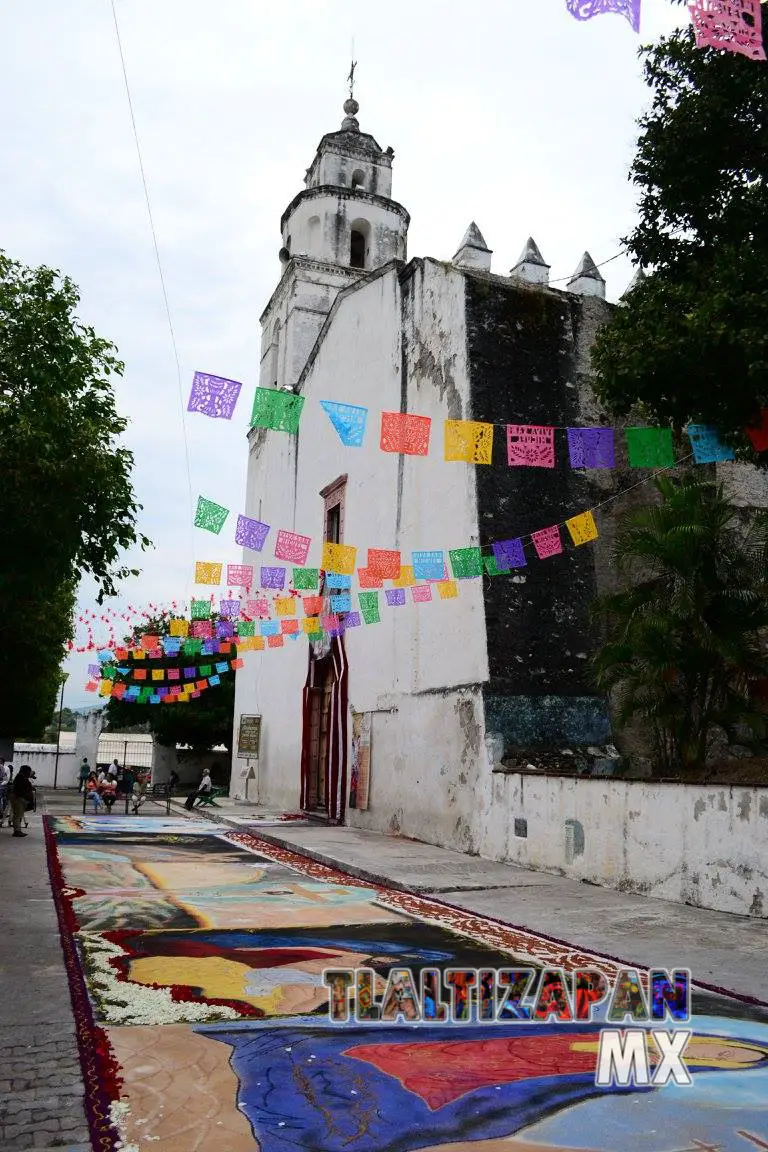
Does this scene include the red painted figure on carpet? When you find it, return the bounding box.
[348,1034,610,1110]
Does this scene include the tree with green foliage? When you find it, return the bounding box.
[591,6,768,445]
[12,582,77,741]
[43,706,78,743]
[593,476,768,776]
[0,252,149,743]
[103,615,235,752]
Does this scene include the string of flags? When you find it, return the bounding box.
[259,403,753,463]
[80,438,680,699]
[188,371,756,467]
[565,0,766,62]
[85,652,244,702]
[76,422,735,665]
[566,0,640,33]
[68,601,186,654]
[188,426,739,596]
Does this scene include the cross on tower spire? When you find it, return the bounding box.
[342,49,360,132]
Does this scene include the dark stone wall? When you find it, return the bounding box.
[465,275,612,745]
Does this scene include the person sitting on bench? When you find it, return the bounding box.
[185,768,213,810]
[132,771,149,815]
[101,775,117,812]
[86,773,104,813]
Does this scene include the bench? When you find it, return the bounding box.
[152,783,172,814]
[193,788,226,807]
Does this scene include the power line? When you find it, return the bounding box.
[547,222,689,286]
[477,452,696,556]
[549,248,628,285]
[109,0,196,594]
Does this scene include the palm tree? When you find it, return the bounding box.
[593,475,768,776]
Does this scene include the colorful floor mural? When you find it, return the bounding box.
[45,815,768,1151]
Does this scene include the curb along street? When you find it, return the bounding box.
[167,797,768,1006]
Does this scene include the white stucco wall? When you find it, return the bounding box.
[259,263,358,392]
[307,145,393,198]
[284,194,406,269]
[234,260,491,843]
[474,771,768,917]
[13,744,77,788]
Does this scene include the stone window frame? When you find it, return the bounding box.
[320,475,347,544]
[319,475,348,598]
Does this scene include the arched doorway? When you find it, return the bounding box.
[300,637,348,821]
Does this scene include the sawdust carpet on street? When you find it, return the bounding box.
[38,804,768,1152]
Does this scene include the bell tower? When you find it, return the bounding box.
[258,81,410,393]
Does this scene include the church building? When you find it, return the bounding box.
[232,93,624,851]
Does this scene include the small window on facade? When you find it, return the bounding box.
[321,476,348,545]
[269,320,281,389]
[350,230,366,269]
[320,478,347,599]
[326,504,341,543]
[351,169,365,191]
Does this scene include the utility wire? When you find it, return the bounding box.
[109,0,196,595]
[477,452,697,555]
[549,248,627,285]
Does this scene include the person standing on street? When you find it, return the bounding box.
[9,765,34,837]
[78,758,90,792]
[0,760,10,823]
[3,763,13,827]
[108,758,120,780]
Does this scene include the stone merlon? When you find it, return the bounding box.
[510,237,550,286]
[567,251,606,300]
[452,222,492,272]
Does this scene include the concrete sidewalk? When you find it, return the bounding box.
[0,790,92,1151]
[172,796,768,1005]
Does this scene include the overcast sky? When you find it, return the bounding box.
[1,0,687,708]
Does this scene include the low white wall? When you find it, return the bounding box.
[13,744,78,788]
[473,771,768,917]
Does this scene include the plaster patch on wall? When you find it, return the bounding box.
[564,818,585,864]
[456,696,481,770]
[738,792,752,821]
[389,807,403,835]
[412,333,462,419]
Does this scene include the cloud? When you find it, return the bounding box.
[0,0,688,707]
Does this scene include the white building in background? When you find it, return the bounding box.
[232,94,619,851]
